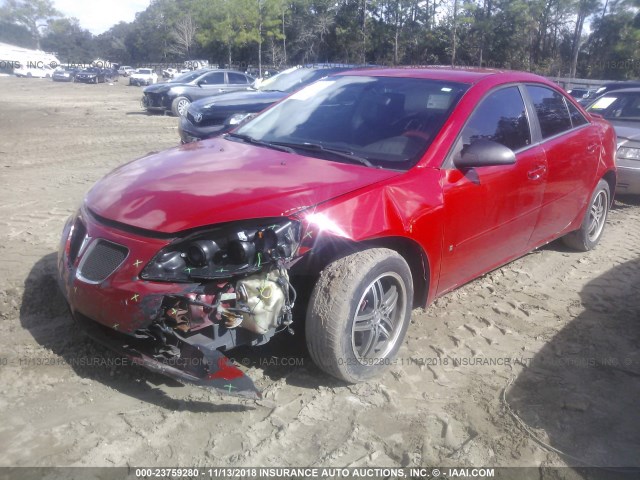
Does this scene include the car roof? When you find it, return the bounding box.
[333,67,545,85]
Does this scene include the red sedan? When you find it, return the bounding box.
[57,69,616,398]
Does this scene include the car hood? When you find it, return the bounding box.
[612,123,640,143]
[190,90,285,112]
[144,82,188,93]
[85,138,400,234]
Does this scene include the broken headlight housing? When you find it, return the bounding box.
[140,219,301,282]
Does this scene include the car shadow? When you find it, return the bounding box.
[614,194,640,208]
[505,257,640,472]
[125,111,168,117]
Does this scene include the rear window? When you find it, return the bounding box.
[526,85,572,139]
[228,72,250,84]
[567,101,588,127]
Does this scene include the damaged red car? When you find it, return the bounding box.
[57,68,616,398]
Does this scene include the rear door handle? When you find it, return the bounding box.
[587,142,599,154]
[528,165,547,180]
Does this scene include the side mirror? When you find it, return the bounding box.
[454,139,516,169]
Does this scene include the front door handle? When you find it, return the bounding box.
[528,165,547,180]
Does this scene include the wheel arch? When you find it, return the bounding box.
[602,169,616,204]
[294,234,431,309]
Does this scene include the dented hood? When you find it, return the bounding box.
[86,138,400,234]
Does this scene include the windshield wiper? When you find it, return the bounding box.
[272,142,376,168]
[225,133,295,154]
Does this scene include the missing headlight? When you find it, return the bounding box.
[140,219,301,282]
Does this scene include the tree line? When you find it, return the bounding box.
[1,0,640,80]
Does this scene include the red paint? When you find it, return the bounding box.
[207,357,244,381]
[86,139,399,234]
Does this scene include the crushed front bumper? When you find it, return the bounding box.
[57,209,261,398]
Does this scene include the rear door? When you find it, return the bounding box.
[191,71,227,100]
[227,72,253,93]
[438,85,547,294]
[524,85,600,247]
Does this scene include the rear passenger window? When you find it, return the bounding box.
[567,101,588,127]
[228,73,249,85]
[200,72,225,85]
[526,85,572,138]
[455,86,531,155]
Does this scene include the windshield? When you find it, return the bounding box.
[138,69,152,74]
[258,67,340,93]
[587,92,640,120]
[235,75,468,170]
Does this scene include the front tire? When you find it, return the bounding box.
[562,178,610,251]
[171,96,190,116]
[306,248,413,383]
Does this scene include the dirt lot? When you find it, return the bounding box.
[0,76,639,474]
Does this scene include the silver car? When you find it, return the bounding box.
[587,87,640,195]
[141,69,255,116]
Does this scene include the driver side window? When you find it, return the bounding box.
[452,86,531,163]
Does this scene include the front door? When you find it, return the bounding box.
[438,85,547,295]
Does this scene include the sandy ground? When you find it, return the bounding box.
[0,76,639,474]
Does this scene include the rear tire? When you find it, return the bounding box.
[171,96,190,116]
[306,248,413,383]
[562,178,610,251]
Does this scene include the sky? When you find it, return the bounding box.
[53,0,152,35]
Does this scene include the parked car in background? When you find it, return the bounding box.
[141,69,255,116]
[118,66,135,76]
[75,67,109,84]
[129,68,158,86]
[579,81,640,105]
[162,67,179,79]
[58,68,616,398]
[14,65,55,78]
[587,87,640,195]
[52,67,79,82]
[179,65,357,143]
[567,87,591,99]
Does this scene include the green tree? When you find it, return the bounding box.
[41,17,95,63]
[0,0,60,49]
